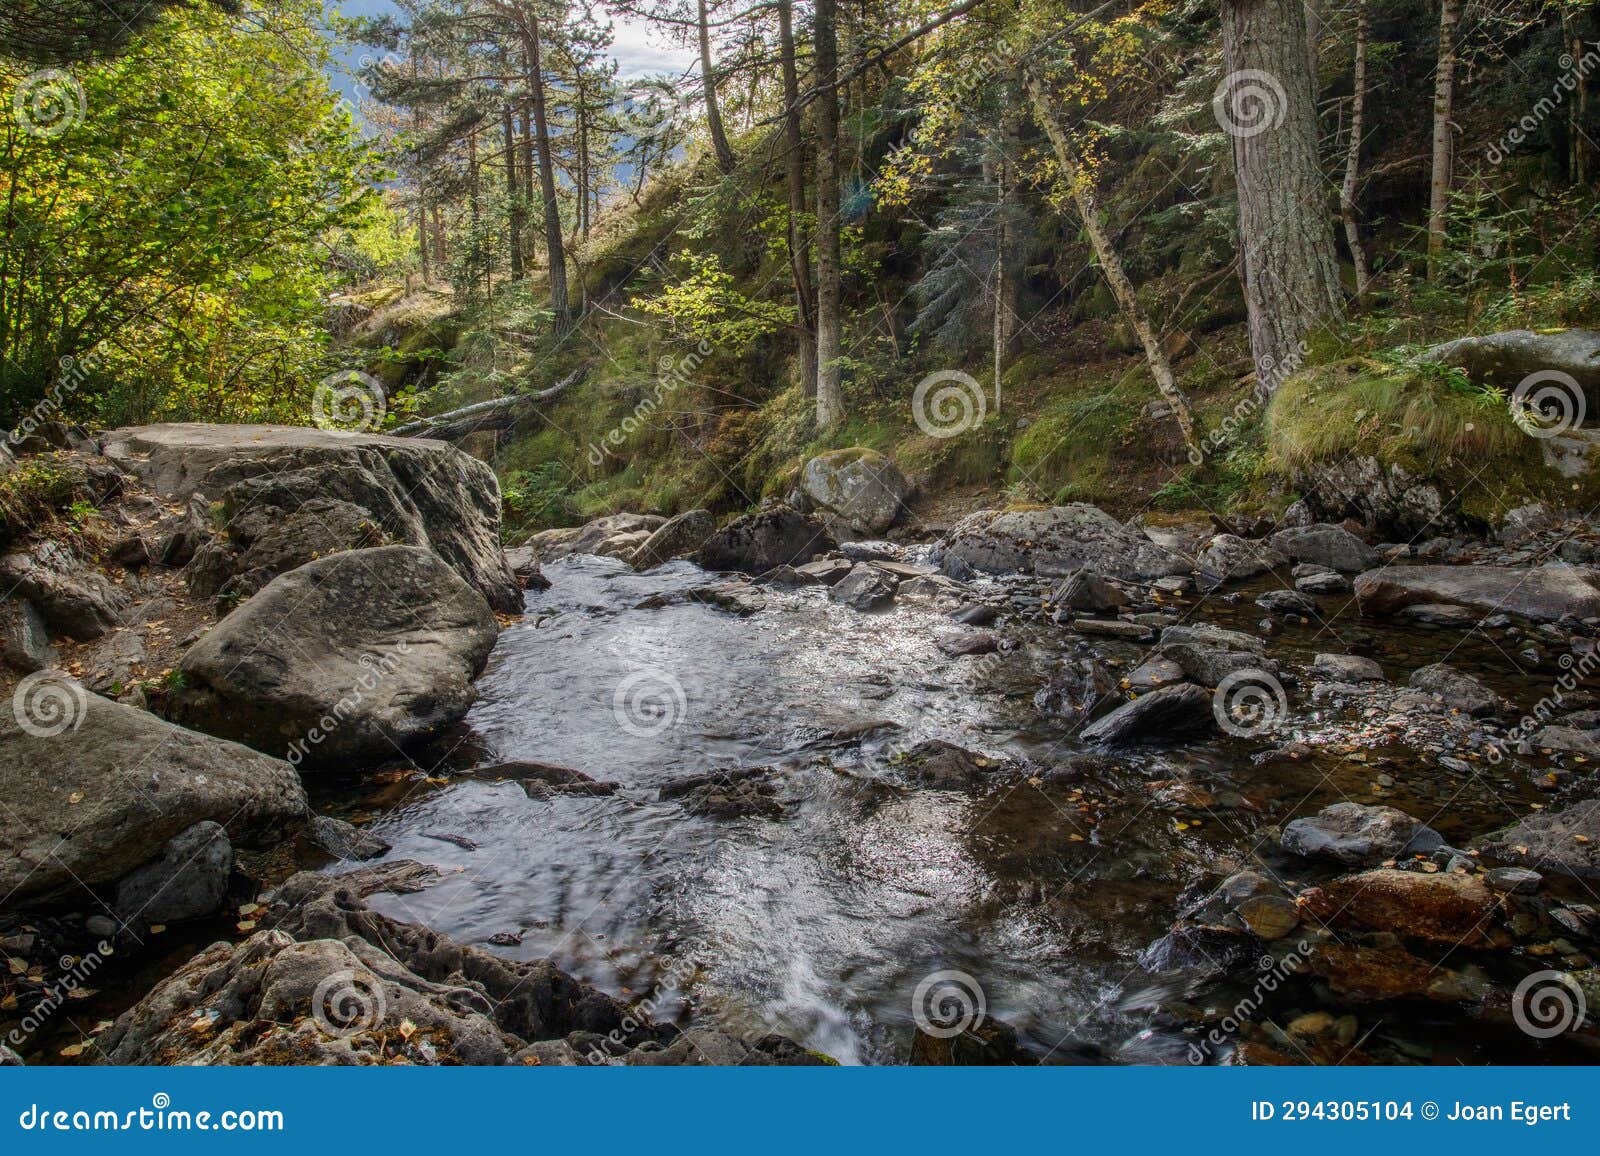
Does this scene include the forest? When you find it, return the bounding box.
[1,0,1599,1069]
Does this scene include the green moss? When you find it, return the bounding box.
[1008,390,1138,496]
[0,455,86,545]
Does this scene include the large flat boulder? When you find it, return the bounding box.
[0,687,307,909]
[168,546,498,770]
[1353,563,1600,623]
[101,424,520,613]
[1268,524,1377,572]
[943,505,1189,580]
[1425,328,1600,397]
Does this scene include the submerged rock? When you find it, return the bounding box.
[1280,802,1443,866]
[1407,662,1500,718]
[1477,800,1600,880]
[829,563,898,611]
[1302,869,1508,948]
[1081,683,1215,746]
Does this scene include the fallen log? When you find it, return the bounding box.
[392,367,586,440]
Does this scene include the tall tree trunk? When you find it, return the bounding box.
[1221,0,1345,385]
[813,0,844,429]
[1427,0,1461,275]
[576,80,591,239]
[431,202,446,269]
[698,0,737,172]
[517,5,569,331]
[519,105,536,265]
[1027,75,1202,461]
[1340,0,1371,295]
[778,0,817,395]
[501,106,524,281]
[993,90,1019,404]
[417,195,432,286]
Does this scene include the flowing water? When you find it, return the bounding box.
[323,554,1560,1065]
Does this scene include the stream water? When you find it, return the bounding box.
[319,553,1561,1065]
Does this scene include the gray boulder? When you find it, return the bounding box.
[628,509,716,568]
[798,449,911,535]
[0,689,307,908]
[113,821,233,924]
[1081,683,1216,746]
[1194,533,1286,581]
[1295,570,1351,595]
[1408,662,1500,717]
[101,423,520,613]
[0,597,54,671]
[1294,455,1454,539]
[1425,328,1600,397]
[1256,589,1317,617]
[308,814,392,861]
[829,563,898,611]
[1269,524,1377,572]
[1310,653,1385,682]
[169,546,498,770]
[695,505,836,575]
[1051,569,1129,613]
[186,496,385,602]
[943,504,1188,580]
[530,513,666,562]
[1158,623,1271,687]
[0,541,127,640]
[1281,802,1443,865]
[1355,563,1600,623]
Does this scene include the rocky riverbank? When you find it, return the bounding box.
[2,425,1599,1065]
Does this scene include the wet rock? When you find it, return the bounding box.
[1256,589,1317,617]
[0,541,127,640]
[1194,534,1286,581]
[1295,570,1350,595]
[1081,683,1215,746]
[1035,657,1118,720]
[936,630,999,656]
[1236,895,1301,940]
[1498,502,1555,545]
[0,688,307,908]
[1158,623,1270,687]
[895,740,1019,790]
[1354,564,1600,623]
[1125,657,1184,693]
[660,767,782,818]
[1407,662,1499,718]
[1311,654,1385,682]
[308,815,392,861]
[1302,869,1508,947]
[1485,866,1542,895]
[0,597,54,672]
[839,540,902,562]
[1268,524,1378,572]
[1069,618,1151,641]
[1477,800,1600,880]
[909,1013,1035,1065]
[112,820,232,924]
[696,504,835,575]
[169,546,498,770]
[97,864,681,1065]
[469,761,620,797]
[797,449,911,535]
[942,504,1188,580]
[1052,569,1130,613]
[103,423,521,613]
[627,508,716,568]
[1396,603,1479,627]
[793,557,854,585]
[1531,726,1600,757]
[0,1045,20,1066]
[950,601,998,625]
[1280,802,1443,865]
[1302,940,1483,1004]
[502,546,550,590]
[829,563,898,611]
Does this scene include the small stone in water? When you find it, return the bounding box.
[1485,866,1542,894]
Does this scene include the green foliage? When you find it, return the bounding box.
[636,251,794,354]
[0,0,386,429]
[503,461,581,535]
[0,454,85,544]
